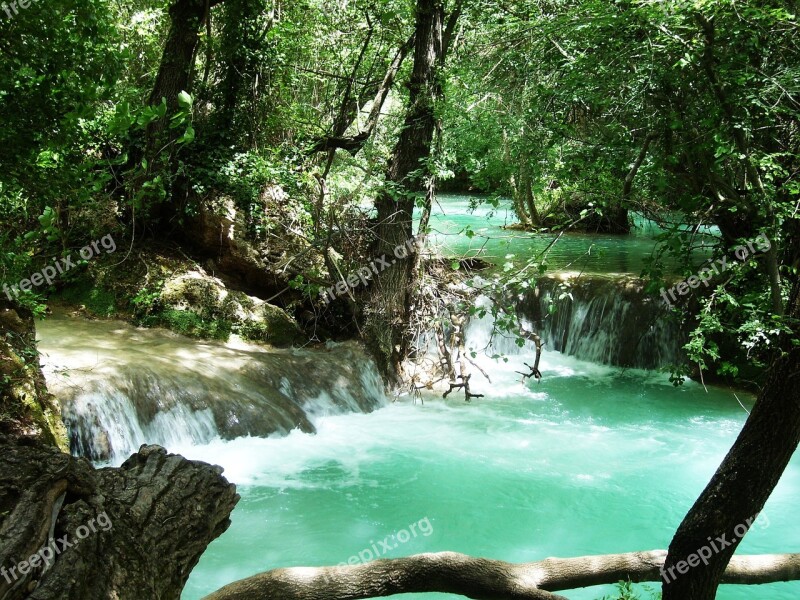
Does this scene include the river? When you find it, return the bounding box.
[37,194,799,600]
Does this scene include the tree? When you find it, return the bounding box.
[662,282,800,598]
[0,437,238,600]
[138,0,225,230]
[363,0,447,381]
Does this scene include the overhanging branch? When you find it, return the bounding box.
[202,549,800,600]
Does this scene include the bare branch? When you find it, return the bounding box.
[203,550,800,600]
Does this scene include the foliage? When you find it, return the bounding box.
[53,279,118,318]
[0,0,797,385]
[441,0,800,383]
[598,580,661,600]
[139,308,232,340]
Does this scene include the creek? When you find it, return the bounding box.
[37,194,799,600]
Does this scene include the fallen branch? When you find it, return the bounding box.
[203,551,569,600]
[202,549,800,600]
[517,327,543,382]
[442,373,484,401]
[516,361,542,382]
[441,314,484,401]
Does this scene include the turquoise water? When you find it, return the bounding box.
[180,347,799,600]
[176,195,799,599]
[36,193,778,600]
[424,194,716,275]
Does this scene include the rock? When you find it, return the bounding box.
[0,301,68,450]
[158,268,301,346]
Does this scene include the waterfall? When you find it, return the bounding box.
[38,273,682,464]
[518,275,684,368]
[463,275,683,369]
[38,315,387,463]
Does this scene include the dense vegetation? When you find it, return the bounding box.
[2,0,798,384]
[1,1,799,598]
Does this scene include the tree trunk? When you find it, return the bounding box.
[621,132,655,204]
[0,302,67,450]
[503,130,530,227]
[662,283,800,599]
[520,159,540,226]
[202,549,800,600]
[363,0,445,382]
[142,0,222,230]
[148,0,209,113]
[0,437,238,600]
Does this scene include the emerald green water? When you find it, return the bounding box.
[180,350,799,600]
[177,195,799,599]
[424,194,715,274]
[179,191,797,599]
[43,193,793,600]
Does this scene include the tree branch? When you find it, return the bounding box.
[202,549,800,600]
[309,34,415,156]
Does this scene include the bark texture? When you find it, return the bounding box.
[148,0,221,120]
[0,302,67,449]
[142,0,224,229]
[202,549,800,600]
[662,283,800,599]
[364,0,445,382]
[0,437,238,600]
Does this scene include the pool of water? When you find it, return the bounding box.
[176,196,800,599]
[37,194,794,600]
[424,194,716,276]
[179,341,799,600]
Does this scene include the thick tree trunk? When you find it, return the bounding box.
[662,284,800,599]
[503,131,531,227]
[0,302,67,450]
[520,159,540,226]
[142,0,223,229]
[0,437,238,600]
[511,183,531,227]
[148,0,209,113]
[202,549,800,600]
[363,0,445,382]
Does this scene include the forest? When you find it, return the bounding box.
[1,0,799,599]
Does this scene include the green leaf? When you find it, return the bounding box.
[177,126,195,144]
[178,91,193,108]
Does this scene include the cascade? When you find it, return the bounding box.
[38,314,386,463]
[462,275,683,369]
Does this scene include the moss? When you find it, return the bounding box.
[51,250,304,347]
[0,306,68,451]
[140,308,232,341]
[237,309,300,347]
[54,278,118,317]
